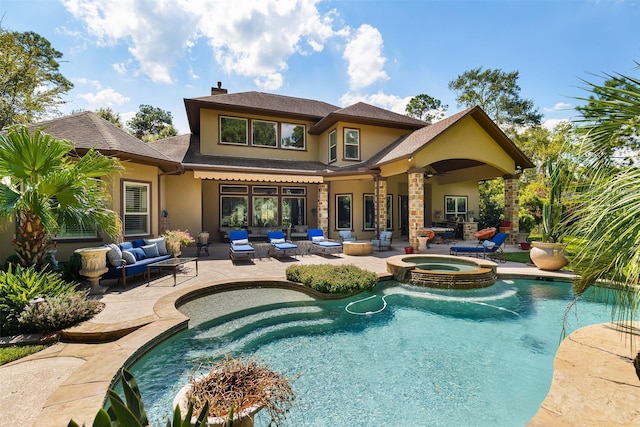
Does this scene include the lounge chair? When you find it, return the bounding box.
[339,230,357,243]
[229,230,255,263]
[307,228,342,256]
[372,231,393,251]
[449,232,509,262]
[267,231,298,258]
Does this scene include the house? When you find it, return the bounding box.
[0,85,533,263]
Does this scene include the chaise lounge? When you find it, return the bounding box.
[307,228,342,256]
[449,232,509,262]
[229,230,256,263]
[267,231,298,258]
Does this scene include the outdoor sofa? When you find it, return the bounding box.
[102,237,172,288]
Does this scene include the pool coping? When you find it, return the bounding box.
[9,270,640,426]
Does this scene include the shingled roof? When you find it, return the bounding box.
[27,112,181,172]
[184,91,340,134]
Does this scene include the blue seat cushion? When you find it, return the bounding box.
[272,242,297,250]
[314,241,341,248]
[231,244,254,253]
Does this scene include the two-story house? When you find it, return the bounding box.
[0,84,533,262]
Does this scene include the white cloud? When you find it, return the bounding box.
[62,0,341,89]
[112,63,127,75]
[74,78,102,89]
[77,88,130,110]
[340,91,411,114]
[542,118,570,131]
[543,102,572,113]
[343,24,388,90]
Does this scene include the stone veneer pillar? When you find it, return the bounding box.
[503,174,520,245]
[317,183,329,235]
[407,168,425,249]
[376,177,387,234]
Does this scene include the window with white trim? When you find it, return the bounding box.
[281,123,305,150]
[336,194,352,230]
[123,181,150,237]
[344,128,360,160]
[252,120,277,147]
[220,116,248,145]
[328,129,337,163]
[445,195,468,221]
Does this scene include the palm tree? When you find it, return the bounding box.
[0,126,123,269]
[566,65,640,327]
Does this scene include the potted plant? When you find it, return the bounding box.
[162,229,195,257]
[530,159,569,270]
[173,356,295,427]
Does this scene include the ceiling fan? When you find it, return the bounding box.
[424,167,447,179]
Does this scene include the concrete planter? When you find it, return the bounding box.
[74,247,110,294]
[173,382,262,427]
[530,241,568,271]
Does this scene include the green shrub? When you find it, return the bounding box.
[18,292,103,333]
[286,264,378,293]
[0,265,78,335]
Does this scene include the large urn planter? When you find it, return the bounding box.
[74,247,111,294]
[173,382,263,427]
[529,241,568,271]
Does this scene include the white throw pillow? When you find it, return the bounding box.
[122,250,136,265]
[232,238,249,246]
[271,238,286,244]
[106,243,123,267]
[482,240,496,249]
[144,237,168,256]
[312,236,325,242]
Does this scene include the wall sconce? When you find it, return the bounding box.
[408,156,413,162]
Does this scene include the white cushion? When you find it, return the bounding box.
[271,238,286,244]
[232,238,249,245]
[106,243,123,267]
[144,237,168,256]
[312,236,325,242]
[142,244,160,258]
[482,240,496,248]
[121,250,136,265]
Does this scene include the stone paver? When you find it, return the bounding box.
[0,242,638,426]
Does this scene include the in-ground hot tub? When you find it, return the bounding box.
[386,254,498,289]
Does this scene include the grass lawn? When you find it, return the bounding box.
[502,251,533,264]
[0,345,48,365]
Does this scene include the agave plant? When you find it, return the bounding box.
[0,126,123,270]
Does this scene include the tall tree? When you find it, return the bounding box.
[448,67,542,127]
[405,94,448,124]
[96,107,123,128]
[0,126,123,269]
[127,104,178,141]
[566,64,640,329]
[0,28,73,129]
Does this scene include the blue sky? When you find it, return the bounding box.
[1,0,638,134]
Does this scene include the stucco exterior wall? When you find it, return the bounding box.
[162,171,203,240]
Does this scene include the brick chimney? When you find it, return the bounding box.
[211,81,228,95]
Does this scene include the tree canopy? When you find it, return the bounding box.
[448,67,542,127]
[96,107,123,128]
[0,28,73,129]
[127,104,178,141]
[405,94,448,124]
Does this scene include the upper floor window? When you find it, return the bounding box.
[252,120,277,147]
[220,116,248,145]
[281,123,305,150]
[344,128,360,160]
[123,181,150,237]
[329,129,337,163]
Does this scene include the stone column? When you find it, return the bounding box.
[317,183,329,235]
[376,177,388,233]
[503,174,520,245]
[407,168,425,249]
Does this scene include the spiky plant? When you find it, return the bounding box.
[0,126,123,270]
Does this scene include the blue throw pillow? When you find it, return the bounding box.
[131,247,146,260]
[120,241,133,250]
[142,244,159,258]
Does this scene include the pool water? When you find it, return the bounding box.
[129,279,610,426]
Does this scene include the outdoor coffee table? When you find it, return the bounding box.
[342,241,373,256]
[147,257,198,286]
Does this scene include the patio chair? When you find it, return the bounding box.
[449,232,509,262]
[267,231,298,258]
[307,228,342,256]
[229,230,255,263]
[339,230,357,243]
[372,231,393,251]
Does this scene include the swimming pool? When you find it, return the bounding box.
[129,279,609,426]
